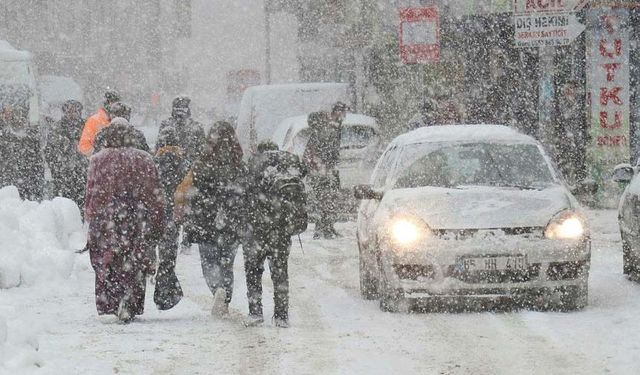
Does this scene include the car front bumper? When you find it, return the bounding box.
[379,236,591,299]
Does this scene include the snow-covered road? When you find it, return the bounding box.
[2,209,640,374]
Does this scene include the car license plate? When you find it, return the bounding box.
[458,255,529,272]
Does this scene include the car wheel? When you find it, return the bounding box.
[359,248,379,300]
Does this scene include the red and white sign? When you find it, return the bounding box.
[588,9,630,159]
[399,7,440,64]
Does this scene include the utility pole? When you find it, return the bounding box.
[264,0,272,84]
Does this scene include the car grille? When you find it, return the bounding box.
[434,227,544,240]
[447,264,542,284]
[394,264,436,280]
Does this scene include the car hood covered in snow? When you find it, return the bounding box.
[377,185,574,230]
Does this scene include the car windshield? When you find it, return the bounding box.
[393,142,556,189]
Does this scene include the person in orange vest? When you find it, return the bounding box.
[78,90,121,156]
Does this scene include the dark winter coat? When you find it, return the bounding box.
[303,111,342,171]
[44,115,88,206]
[157,117,206,165]
[85,147,166,316]
[188,123,246,244]
[0,125,44,201]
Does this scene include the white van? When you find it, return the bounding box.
[0,40,39,126]
[235,83,350,155]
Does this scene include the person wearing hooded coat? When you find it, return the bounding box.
[44,100,88,207]
[243,140,308,328]
[0,85,44,200]
[84,119,166,323]
[188,122,246,316]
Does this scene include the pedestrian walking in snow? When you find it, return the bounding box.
[188,122,246,317]
[0,84,44,201]
[78,90,120,156]
[303,102,346,239]
[153,127,188,310]
[244,141,308,328]
[157,96,206,253]
[84,120,166,323]
[44,100,87,208]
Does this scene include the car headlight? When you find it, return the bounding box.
[384,216,431,247]
[544,211,586,240]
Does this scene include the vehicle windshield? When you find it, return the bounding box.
[394,142,556,189]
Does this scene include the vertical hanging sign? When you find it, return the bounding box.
[399,7,440,64]
[588,7,630,167]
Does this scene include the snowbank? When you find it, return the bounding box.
[0,316,43,371]
[0,186,85,289]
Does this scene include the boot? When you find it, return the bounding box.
[244,314,265,327]
[274,317,289,328]
[117,299,134,324]
[211,288,229,317]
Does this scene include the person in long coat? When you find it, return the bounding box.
[188,121,246,316]
[84,120,166,323]
[44,100,87,208]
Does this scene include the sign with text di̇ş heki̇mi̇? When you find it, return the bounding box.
[514,11,586,47]
[513,0,586,48]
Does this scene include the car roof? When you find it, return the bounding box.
[390,124,539,147]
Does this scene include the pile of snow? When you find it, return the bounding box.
[0,186,85,289]
[0,316,43,370]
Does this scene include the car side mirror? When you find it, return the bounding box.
[613,164,635,184]
[354,184,383,200]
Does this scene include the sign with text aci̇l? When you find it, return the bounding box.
[400,7,440,64]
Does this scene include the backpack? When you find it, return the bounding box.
[260,152,308,236]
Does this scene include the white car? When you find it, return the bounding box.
[272,113,381,188]
[355,125,591,312]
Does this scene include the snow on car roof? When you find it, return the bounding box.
[391,124,538,147]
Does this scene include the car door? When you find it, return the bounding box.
[620,175,640,243]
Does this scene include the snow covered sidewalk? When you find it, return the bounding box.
[2,209,640,374]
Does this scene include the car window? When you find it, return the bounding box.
[341,125,376,150]
[394,143,556,189]
[371,147,397,188]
